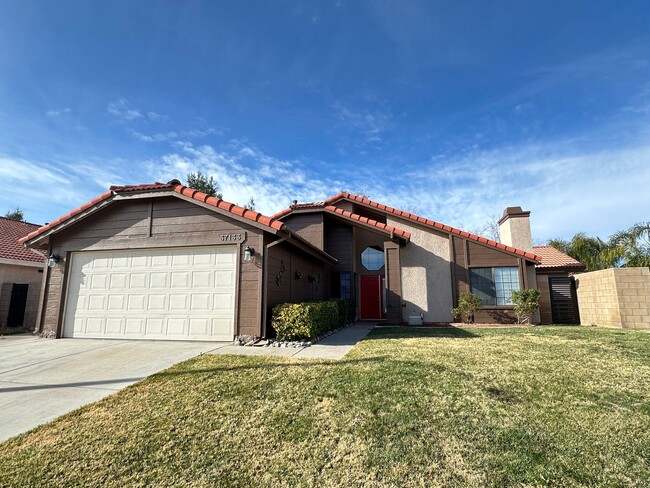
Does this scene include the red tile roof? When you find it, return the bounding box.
[274,192,541,262]
[324,206,411,240]
[532,245,585,270]
[0,217,45,264]
[19,180,285,245]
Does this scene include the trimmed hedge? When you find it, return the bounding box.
[272,299,355,341]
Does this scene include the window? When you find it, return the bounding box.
[469,267,520,306]
[361,246,384,271]
[340,271,352,299]
[331,271,353,299]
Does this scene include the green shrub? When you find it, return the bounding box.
[272,299,354,341]
[512,288,541,324]
[334,299,355,326]
[451,291,482,323]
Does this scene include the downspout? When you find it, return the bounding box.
[261,236,289,338]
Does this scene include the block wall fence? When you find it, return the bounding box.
[574,267,650,329]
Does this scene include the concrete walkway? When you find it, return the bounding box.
[209,323,376,360]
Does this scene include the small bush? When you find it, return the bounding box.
[272,299,354,341]
[451,291,482,323]
[512,288,541,324]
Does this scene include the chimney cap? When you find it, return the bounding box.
[498,206,530,225]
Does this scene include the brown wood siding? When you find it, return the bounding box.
[474,308,517,323]
[325,217,353,273]
[282,213,324,250]
[384,241,402,324]
[467,241,519,267]
[265,241,327,336]
[452,237,469,295]
[40,196,264,338]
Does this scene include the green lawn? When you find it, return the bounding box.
[2,326,650,487]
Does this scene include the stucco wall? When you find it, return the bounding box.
[499,216,533,253]
[575,268,650,329]
[0,263,44,330]
[386,217,453,322]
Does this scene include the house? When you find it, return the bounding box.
[20,180,575,341]
[0,217,45,330]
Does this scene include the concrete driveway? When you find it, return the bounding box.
[0,335,226,442]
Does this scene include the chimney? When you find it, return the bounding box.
[498,207,533,253]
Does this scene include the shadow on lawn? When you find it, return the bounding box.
[366,326,478,340]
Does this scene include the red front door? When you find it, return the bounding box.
[360,275,385,320]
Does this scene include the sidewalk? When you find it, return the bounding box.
[210,322,376,360]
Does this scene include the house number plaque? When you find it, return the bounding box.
[219,232,246,242]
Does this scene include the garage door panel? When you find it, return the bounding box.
[130,273,148,288]
[148,294,167,311]
[86,317,104,334]
[215,270,235,287]
[171,272,189,288]
[110,273,128,289]
[88,295,106,310]
[125,318,144,335]
[106,318,123,334]
[192,271,212,287]
[131,255,148,267]
[107,295,125,311]
[64,246,237,341]
[91,274,109,289]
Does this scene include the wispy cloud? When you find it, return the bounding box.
[130,130,178,142]
[107,99,163,122]
[46,108,72,117]
[107,99,142,121]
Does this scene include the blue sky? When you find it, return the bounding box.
[1,1,649,242]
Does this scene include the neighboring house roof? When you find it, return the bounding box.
[0,217,45,265]
[274,191,541,262]
[532,245,586,271]
[19,180,286,245]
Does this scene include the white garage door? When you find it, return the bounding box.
[63,246,237,341]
